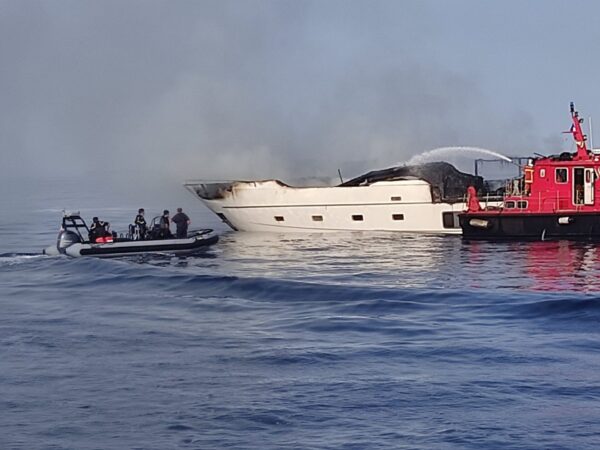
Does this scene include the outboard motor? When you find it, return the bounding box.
[57,229,82,254]
[43,213,89,256]
[42,228,82,256]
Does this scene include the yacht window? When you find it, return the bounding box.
[505,201,516,209]
[392,214,404,221]
[390,196,402,201]
[517,201,528,209]
[352,215,364,221]
[556,168,568,183]
[442,212,459,228]
[274,216,285,222]
[312,215,323,222]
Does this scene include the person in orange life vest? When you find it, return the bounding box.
[89,217,110,242]
[524,166,534,195]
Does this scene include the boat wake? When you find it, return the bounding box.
[0,252,45,258]
[0,252,47,267]
[405,146,512,166]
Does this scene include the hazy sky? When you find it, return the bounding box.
[3,0,600,186]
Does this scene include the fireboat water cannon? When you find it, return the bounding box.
[460,102,600,240]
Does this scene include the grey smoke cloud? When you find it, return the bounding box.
[1,0,596,187]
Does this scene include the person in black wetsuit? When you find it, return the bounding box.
[134,208,147,240]
[171,207,191,239]
[159,210,173,239]
[89,217,109,242]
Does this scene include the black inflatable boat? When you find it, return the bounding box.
[44,213,218,258]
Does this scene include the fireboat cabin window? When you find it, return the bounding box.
[517,201,528,209]
[352,214,364,221]
[555,168,568,183]
[505,201,516,209]
[274,216,285,222]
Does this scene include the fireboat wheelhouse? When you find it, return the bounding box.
[460,103,600,240]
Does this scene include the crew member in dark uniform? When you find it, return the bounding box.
[159,210,173,239]
[89,217,109,242]
[172,207,191,239]
[134,208,147,240]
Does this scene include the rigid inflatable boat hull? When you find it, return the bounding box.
[64,234,219,257]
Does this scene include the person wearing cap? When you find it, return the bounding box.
[159,210,173,239]
[134,208,147,240]
[172,207,191,239]
[89,217,109,242]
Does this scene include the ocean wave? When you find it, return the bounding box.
[496,297,600,322]
[5,253,600,328]
[7,256,459,307]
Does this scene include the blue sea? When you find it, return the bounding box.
[2,178,600,449]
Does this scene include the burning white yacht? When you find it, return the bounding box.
[184,162,501,233]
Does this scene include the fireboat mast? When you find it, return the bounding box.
[568,102,589,159]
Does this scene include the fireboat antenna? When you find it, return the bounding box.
[590,116,594,151]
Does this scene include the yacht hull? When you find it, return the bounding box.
[184,179,488,234]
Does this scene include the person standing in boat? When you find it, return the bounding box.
[134,208,147,240]
[89,217,110,242]
[172,207,191,239]
[159,210,173,239]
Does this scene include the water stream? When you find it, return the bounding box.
[404,146,513,166]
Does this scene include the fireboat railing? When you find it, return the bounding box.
[498,191,587,213]
[452,193,504,207]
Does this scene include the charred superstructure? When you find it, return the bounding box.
[341,162,487,201]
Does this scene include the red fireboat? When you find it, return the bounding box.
[460,103,600,240]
